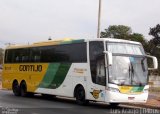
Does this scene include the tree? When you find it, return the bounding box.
[147,24,160,53]
[100,25,132,40]
[149,24,160,46]
[0,48,4,64]
[100,25,147,47]
[148,24,160,75]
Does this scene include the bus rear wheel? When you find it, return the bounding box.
[20,81,27,97]
[75,86,88,105]
[12,81,20,96]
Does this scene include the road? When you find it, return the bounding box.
[0,90,159,114]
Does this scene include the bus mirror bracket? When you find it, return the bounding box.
[103,51,112,66]
[146,55,158,70]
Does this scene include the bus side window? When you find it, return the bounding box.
[4,50,10,63]
[34,55,41,62]
[30,47,41,62]
[15,56,19,62]
[5,49,15,63]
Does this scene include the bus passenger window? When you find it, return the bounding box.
[34,56,41,62]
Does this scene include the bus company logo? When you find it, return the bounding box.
[73,68,87,74]
[90,90,102,99]
[19,65,42,72]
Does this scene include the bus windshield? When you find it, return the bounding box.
[107,42,148,86]
[107,42,145,55]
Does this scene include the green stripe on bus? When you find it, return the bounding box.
[60,39,84,45]
[131,86,144,92]
[39,63,71,89]
[39,63,60,88]
[71,39,85,43]
[49,63,71,89]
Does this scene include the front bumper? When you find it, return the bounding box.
[105,91,148,103]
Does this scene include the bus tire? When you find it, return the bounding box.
[12,80,20,96]
[20,81,27,97]
[75,86,88,105]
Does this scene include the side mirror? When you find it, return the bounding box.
[146,55,158,70]
[103,51,113,65]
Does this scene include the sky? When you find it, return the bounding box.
[0,0,160,48]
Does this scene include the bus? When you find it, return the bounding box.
[2,38,158,106]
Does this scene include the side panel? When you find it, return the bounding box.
[2,63,72,93]
[2,62,106,99]
[2,62,89,98]
[35,63,88,97]
[2,63,48,91]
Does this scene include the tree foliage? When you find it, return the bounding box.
[100,25,147,46]
[148,24,160,75]
[149,24,160,46]
[100,25,132,40]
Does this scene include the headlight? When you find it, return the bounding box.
[107,87,120,93]
[143,89,149,93]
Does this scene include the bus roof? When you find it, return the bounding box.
[6,38,141,49]
[86,38,141,45]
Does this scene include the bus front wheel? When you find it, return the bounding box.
[12,80,20,96]
[75,86,88,105]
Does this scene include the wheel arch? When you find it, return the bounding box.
[20,80,26,85]
[20,80,27,90]
[73,84,86,98]
[12,79,19,87]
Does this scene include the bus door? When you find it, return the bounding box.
[88,41,106,101]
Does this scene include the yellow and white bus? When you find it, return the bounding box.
[2,38,158,106]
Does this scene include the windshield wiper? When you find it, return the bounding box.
[131,63,134,76]
[130,63,144,86]
[138,82,143,86]
[129,64,131,83]
[129,63,134,85]
[141,57,146,72]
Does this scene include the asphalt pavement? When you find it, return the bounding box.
[0,90,159,114]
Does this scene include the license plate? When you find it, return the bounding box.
[128,97,135,100]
